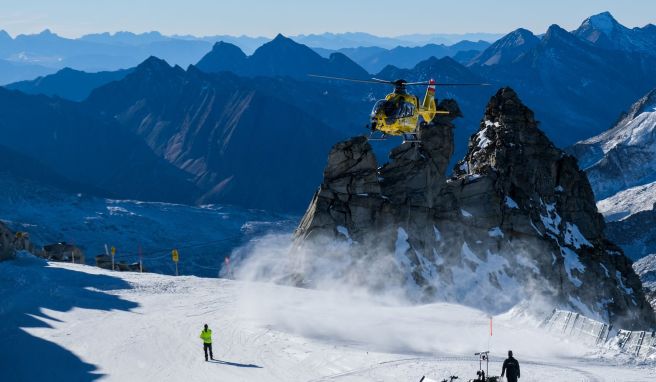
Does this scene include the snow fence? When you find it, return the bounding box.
[542,309,656,358]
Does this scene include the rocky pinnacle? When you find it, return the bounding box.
[295,88,655,329]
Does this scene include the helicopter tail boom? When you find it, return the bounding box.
[422,79,436,111]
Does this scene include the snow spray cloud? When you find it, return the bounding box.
[229,232,589,359]
[231,224,567,322]
[230,226,561,316]
[229,230,415,304]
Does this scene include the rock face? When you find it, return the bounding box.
[605,202,656,261]
[295,88,655,329]
[633,254,656,313]
[0,222,15,261]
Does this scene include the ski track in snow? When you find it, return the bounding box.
[0,256,653,381]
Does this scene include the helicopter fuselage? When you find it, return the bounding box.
[370,80,447,136]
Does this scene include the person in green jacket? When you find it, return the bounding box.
[200,324,214,361]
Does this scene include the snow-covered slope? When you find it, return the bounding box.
[570,89,656,200]
[574,12,656,56]
[597,182,656,259]
[1,253,653,381]
[634,254,656,312]
[569,89,656,260]
[597,181,656,222]
[0,175,294,276]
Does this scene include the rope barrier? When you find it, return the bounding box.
[95,234,246,276]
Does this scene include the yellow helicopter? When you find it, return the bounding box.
[309,74,489,142]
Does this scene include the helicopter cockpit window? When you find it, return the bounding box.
[395,102,415,118]
[371,100,387,117]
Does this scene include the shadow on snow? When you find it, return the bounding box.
[0,254,138,381]
[209,359,263,368]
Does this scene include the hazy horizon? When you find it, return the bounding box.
[1,0,654,39]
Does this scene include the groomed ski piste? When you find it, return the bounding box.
[1,252,654,382]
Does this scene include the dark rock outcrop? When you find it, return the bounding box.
[42,242,84,263]
[0,222,15,261]
[295,88,655,329]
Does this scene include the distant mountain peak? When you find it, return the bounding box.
[468,27,539,66]
[544,24,569,37]
[507,28,537,42]
[195,41,247,73]
[582,11,621,34]
[37,29,57,37]
[134,56,181,76]
[542,24,579,46]
[573,11,656,53]
[196,33,368,78]
[267,33,298,46]
[139,56,170,68]
[644,24,656,32]
[208,40,246,56]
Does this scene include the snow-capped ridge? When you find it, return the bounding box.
[570,88,656,201]
[581,12,622,35]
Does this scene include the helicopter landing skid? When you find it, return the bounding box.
[367,131,388,141]
[402,133,420,144]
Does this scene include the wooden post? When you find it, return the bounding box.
[138,244,143,273]
[172,249,179,276]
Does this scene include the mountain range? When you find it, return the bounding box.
[5,67,133,101]
[197,34,369,79]
[468,12,656,147]
[0,29,500,84]
[2,12,656,218]
[314,40,491,72]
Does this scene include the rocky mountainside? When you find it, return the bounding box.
[84,57,346,211]
[0,86,199,203]
[293,88,655,329]
[567,89,656,261]
[604,201,656,261]
[569,89,656,200]
[634,254,656,313]
[196,34,369,79]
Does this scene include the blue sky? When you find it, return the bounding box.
[1,0,654,37]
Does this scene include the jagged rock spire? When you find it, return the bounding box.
[294,89,656,329]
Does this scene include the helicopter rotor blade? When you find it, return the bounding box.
[307,74,394,85]
[370,78,396,84]
[404,81,492,86]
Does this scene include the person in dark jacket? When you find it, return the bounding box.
[501,350,520,382]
